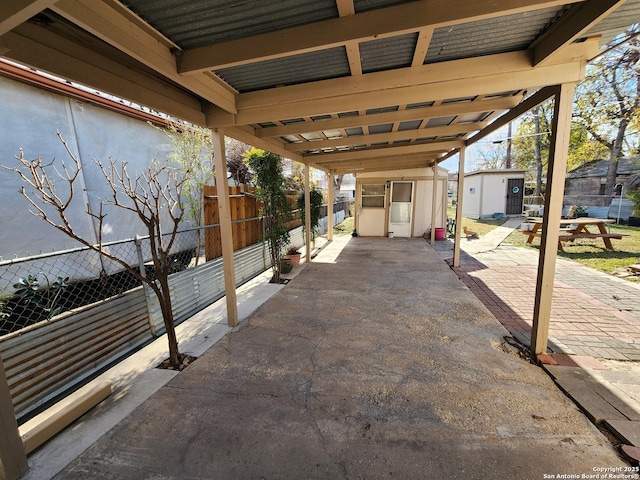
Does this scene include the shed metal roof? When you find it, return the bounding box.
[1,0,639,174]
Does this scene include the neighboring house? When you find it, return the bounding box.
[0,66,176,262]
[355,166,447,237]
[339,174,356,200]
[565,157,640,198]
[462,169,527,219]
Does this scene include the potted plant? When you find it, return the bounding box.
[627,187,640,227]
[285,245,302,267]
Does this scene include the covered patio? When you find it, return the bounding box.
[49,236,624,478]
[2,1,640,477]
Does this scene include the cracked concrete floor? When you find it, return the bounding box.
[55,237,626,479]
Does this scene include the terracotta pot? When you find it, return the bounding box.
[286,253,301,267]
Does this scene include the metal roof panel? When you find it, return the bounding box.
[121,0,338,49]
[426,7,565,63]
[360,33,418,73]
[215,48,350,92]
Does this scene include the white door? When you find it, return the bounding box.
[388,181,413,237]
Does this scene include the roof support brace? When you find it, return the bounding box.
[211,130,239,327]
[530,83,576,356]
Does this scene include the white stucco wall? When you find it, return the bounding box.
[0,74,176,261]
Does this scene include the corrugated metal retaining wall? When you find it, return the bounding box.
[0,287,150,419]
[146,232,285,335]
[0,218,338,419]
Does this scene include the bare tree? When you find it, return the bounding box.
[3,133,189,368]
[574,25,640,195]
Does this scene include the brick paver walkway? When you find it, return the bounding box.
[450,245,640,361]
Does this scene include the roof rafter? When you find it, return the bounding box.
[284,122,486,152]
[178,0,585,74]
[254,96,522,138]
[0,0,56,36]
[305,140,463,164]
[1,23,206,124]
[51,0,238,113]
[530,0,627,66]
[234,58,588,125]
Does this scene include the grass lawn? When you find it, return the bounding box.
[447,202,640,281]
[504,223,640,281]
[446,203,505,237]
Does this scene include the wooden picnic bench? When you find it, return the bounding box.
[522,217,629,251]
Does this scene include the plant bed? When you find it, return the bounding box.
[157,353,197,371]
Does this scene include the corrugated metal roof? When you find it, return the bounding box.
[354,0,418,14]
[360,33,418,73]
[215,48,350,92]
[121,0,338,49]
[586,0,640,45]
[426,7,565,63]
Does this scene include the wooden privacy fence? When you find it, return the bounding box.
[204,185,331,260]
[204,185,261,260]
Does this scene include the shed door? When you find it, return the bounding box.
[388,181,413,237]
[506,178,524,215]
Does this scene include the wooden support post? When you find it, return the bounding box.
[327,170,334,242]
[0,353,28,480]
[441,174,448,228]
[453,147,466,267]
[304,164,311,262]
[531,83,575,356]
[211,130,238,327]
[430,162,438,245]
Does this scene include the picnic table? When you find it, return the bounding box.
[523,217,629,251]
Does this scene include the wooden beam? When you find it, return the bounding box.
[235,55,588,124]
[238,42,596,111]
[319,155,438,173]
[1,25,206,125]
[412,28,434,67]
[51,0,238,113]
[211,130,239,327]
[178,0,584,74]
[255,96,522,137]
[0,0,55,36]
[466,86,557,146]
[220,125,304,163]
[285,122,486,152]
[0,352,28,480]
[452,147,466,267]
[530,0,627,66]
[306,140,463,164]
[336,0,362,76]
[531,83,575,356]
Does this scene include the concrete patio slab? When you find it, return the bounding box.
[52,237,625,479]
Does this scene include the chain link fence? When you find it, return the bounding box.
[1,202,351,338]
[0,228,200,337]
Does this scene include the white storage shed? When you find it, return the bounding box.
[462,169,527,219]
